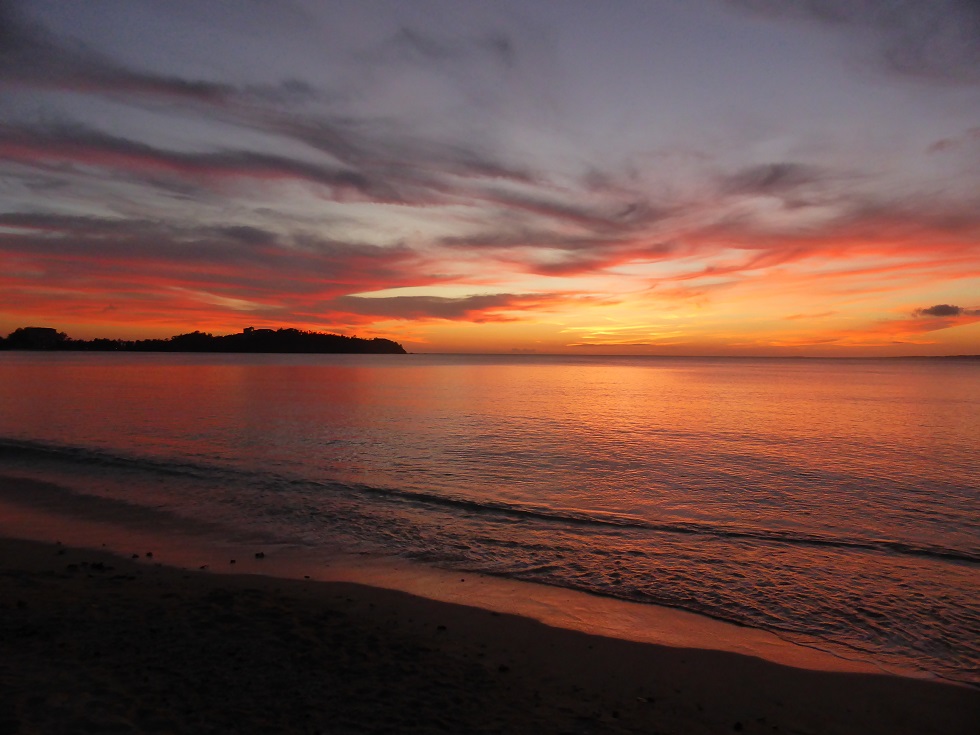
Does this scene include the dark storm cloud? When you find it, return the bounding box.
[830,196,980,240]
[390,27,457,62]
[0,212,276,264]
[439,226,677,277]
[261,114,533,200]
[484,32,517,68]
[0,0,232,102]
[912,304,980,318]
[479,189,656,232]
[0,211,421,298]
[722,163,823,196]
[700,171,980,247]
[4,0,976,339]
[0,0,646,266]
[0,0,532,208]
[433,153,980,283]
[0,123,394,200]
[724,0,980,83]
[0,0,323,111]
[928,127,980,153]
[382,25,518,69]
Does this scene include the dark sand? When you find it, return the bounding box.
[1,536,977,735]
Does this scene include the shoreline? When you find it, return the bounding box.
[2,535,977,734]
[0,478,915,679]
[0,473,970,685]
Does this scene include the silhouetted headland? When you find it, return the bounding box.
[0,326,407,354]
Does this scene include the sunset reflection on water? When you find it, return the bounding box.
[1,353,978,682]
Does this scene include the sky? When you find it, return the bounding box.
[1,0,978,355]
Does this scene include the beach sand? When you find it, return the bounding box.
[1,536,977,735]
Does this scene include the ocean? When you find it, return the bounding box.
[0,352,977,685]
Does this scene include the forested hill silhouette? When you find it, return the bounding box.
[0,326,407,354]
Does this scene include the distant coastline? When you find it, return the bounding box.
[1,328,976,359]
[0,326,406,355]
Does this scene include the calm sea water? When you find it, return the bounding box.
[0,353,978,684]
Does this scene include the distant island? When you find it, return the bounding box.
[0,326,407,355]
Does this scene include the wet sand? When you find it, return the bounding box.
[1,535,976,735]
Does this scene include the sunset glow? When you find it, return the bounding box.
[1,1,978,355]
